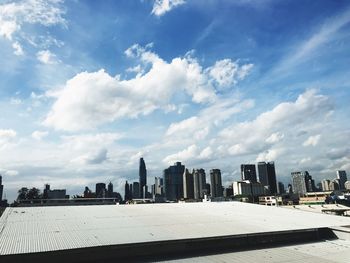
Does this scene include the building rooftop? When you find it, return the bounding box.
[1,201,350,261]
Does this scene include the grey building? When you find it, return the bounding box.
[164,162,185,201]
[241,164,257,183]
[210,169,223,197]
[277,182,285,194]
[96,183,106,198]
[291,171,315,195]
[139,158,147,197]
[336,170,347,190]
[124,181,131,201]
[194,169,206,199]
[132,182,140,199]
[0,175,3,202]
[258,162,278,195]
[154,177,164,196]
[183,169,194,199]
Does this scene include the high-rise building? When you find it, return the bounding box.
[336,170,347,189]
[241,164,257,183]
[129,183,133,199]
[194,169,206,199]
[124,181,130,201]
[210,169,223,198]
[291,171,315,195]
[345,181,350,190]
[139,158,147,197]
[0,175,3,202]
[232,181,265,197]
[163,162,185,201]
[277,182,285,194]
[95,183,106,198]
[183,169,194,199]
[154,177,164,196]
[258,162,278,195]
[132,182,140,199]
[107,182,113,198]
[321,179,331,191]
[329,179,340,191]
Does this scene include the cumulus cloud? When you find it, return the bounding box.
[151,0,185,16]
[163,144,198,164]
[44,44,253,131]
[207,59,253,89]
[303,134,321,147]
[31,130,48,140]
[0,129,17,149]
[0,0,66,53]
[60,133,122,151]
[36,50,59,64]
[218,89,332,158]
[73,148,108,165]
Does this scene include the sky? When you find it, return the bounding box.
[0,0,350,201]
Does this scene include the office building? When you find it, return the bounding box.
[154,177,164,196]
[291,171,315,195]
[336,170,347,189]
[241,164,257,183]
[233,181,265,197]
[277,182,285,194]
[124,181,131,201]
[210,169,223,197]
[164,162,185,201]
[183,169,194,199]
[0,175,3,202]
[95,183,106,198]
[258,162,278,194]
[321,179,331,191]
[345,181,350,190]
[329,180,340,191]
[139,157,147,197]
[194,168,206,199]
[107,182,113,198]
[132,182,140,199]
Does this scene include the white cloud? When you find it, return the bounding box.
[60,133,122,151]
[163,144,198,164]
[265,132,284,144]
[0,0,66,53]
[0,129,17,149]
[72,148,108,165]
[207,59,253,88]
[199,146,213,160]
[151,0,186,17]
[44,44,252,131]
[31,130,48,140]
[256,149,281,162]
[10,98,22,105]
[0,169,19,177]
[303,134,321,147]
[36,50,59,64]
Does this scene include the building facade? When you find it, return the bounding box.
[183,169,194,199]
[139,157,147,198]
[210,169,223,198]
[164,162,185,201]
[241,164,257,183]
[258,162,278,194]
[194,168,206,199]
[336,170,347,190]
[291,171,315,195]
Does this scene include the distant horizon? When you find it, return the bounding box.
[1,0,350,202]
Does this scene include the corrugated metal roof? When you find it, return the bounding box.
[162,239,350,263]
[1,202,350,255]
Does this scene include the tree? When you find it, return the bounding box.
[17,187,29,201]
[27,187,41,200]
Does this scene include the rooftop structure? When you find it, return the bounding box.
[1,202,350,262]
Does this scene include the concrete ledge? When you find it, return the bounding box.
[0,227,337,263]
[331,225,350,240]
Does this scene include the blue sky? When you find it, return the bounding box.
[0,0,350,201]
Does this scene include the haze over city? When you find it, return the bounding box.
[0,0,350,202]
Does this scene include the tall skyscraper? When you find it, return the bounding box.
[132,182,140,199]
[139,157,147,197]
[336,170,347,189]
[183,169,194,199]
[95,183,106,198]
[258,162,277,195]
[210,169,223,198]
[124,181,130,201]
[154,177,164,196]
[241,164,257,183]
[291,171,315,195]
[0,175,3,202]
[194,169,206,199]
[163,162,185,201]
[107,182,113,197]
[321,179,331,191]
[277,182,285,194]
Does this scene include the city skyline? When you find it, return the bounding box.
[1,0,350,202]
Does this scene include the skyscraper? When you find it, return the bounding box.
[336,170,347,189]
[154,177,164,196]
[258,162,277,195]
[194,169,206,199]
[124,181,130,201]
[163,162,185,201]
[210,169,223,198]
[139,157,147,197]
[0,175,3,202]
[132,182,140,199]
[241,164,257,183]
[183,169,194,199]
[95,183,106,198]
[107,182,113,198]
[291,171,315,195]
